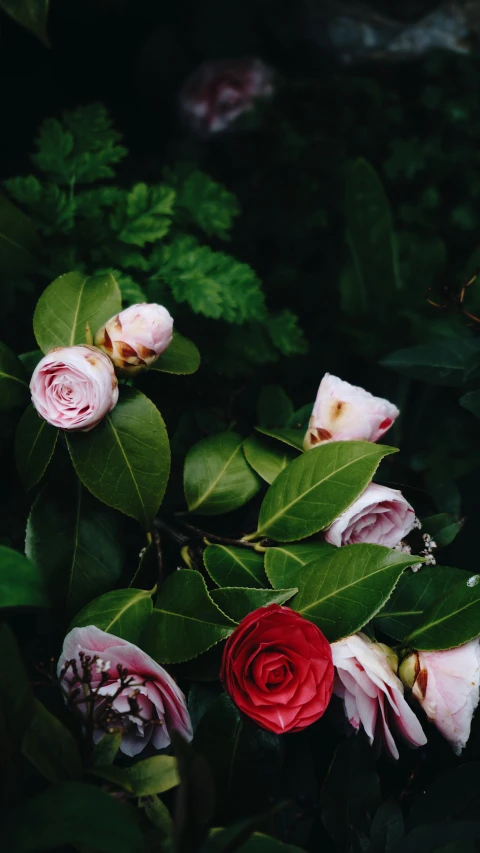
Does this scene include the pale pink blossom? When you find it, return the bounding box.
[179,58,273,135]
[332,633,427,760]
[58,626,193,757]
[325,483,416,548]
[94,303,173,375]
[30,345,118,431]
[304,374,399,450]
[401,641,480,754]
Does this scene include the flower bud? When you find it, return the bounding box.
[94,303,173,375]
[399,651,420,690]
[30,345,118,431]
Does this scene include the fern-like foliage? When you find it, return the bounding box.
[4,104,307,372]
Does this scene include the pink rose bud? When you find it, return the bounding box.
[94,303,173,375]
[304,373,399,450]
[332,633,427,760]
[324,482,416,548]
[400,640,480,754]
[57,626,193,757]
[179,57,274,135]
[30,345,118,431]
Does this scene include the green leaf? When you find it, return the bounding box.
[0,341,29,411]
[408,762,480,828]
[18,349,42,376]
[67,387,170,529]
[25,479,123,620]
[381,340,480,386]
[4,781,144,853]
[267,310,308,357]
[33,270,122,352]
[128,755,180,796]
[111,183,175,246]
[265,542,334,589]
[92,731,122,766]
[151,234,266,323]
[141,569,236,663]
[139,794,174,839]
[422,513,463,548]
[406,572,480,649]
[0,192,41,273]
[204,544,267,589]
[168,167,240,240]
[0,623,35,751]
[0,545,49,610]
[257,385,294,428]
[289,544,421,641]
[243,435,298,485]
[202,829,304,853]
[22,698,82,784]
[253,441,396,542]
[460,390,480,418]
[150,331,200,375]
[210,587,298,622]
[346,158,401,317]
[184,431,261,516]
[69,587,153,643]
[15,404,58,490]
[375,565,467,642]
[371,799,404,853]
[0,0,50,46]
[255,426,305,452]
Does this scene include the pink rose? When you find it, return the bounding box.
[400,640,480,754]
[94,303,173,375]
[304,373,399,450]
[30,345,118,431]
[179,57,273,135]
[324,483,416,548]
[57,626,193,757]
[332,633,427,760]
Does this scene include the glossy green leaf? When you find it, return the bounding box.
[150,332,200,374]
[4,781,144,853]
[243,434,298,484]
[406,572,480,649]
[265,541,334,589]
[141,569,236,663]
[0,341,29,411]
[422,513,463,548]
[67,387,170,529]
[204,544,267,589]
[15,404,58,490]
[184,431,261,515]
[0,545,49,610]
[33,270,122,353]
[255,426,305,451]
[257,385,293,428]
[210,587,298,622]
[290,544,421,641]
[381,340,480,386]
[22,698,82,784]
[203,829,304,853]
[0,192,41,273]
[128,755,180,796]
[376,565,467,642]
[25,479,123,620]
[0,0,50,46]
[254,441,396,542]
[460,390,480,418]
[69,587,153,643]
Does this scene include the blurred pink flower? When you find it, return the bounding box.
[324,482,416,548]
[401,640,480,754]
[58,626,193,757]
[304,373,399,450]
[30,345,118,431]
[179,57,273,134]
[332,632,427,760]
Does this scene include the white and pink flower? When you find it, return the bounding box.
[30,345,118,431]
[94,303,173,375]
[324,483,416,548]
[179,57,273,135]
[58,626,193,757]
[304,374,399,451]
[332,633,427,760]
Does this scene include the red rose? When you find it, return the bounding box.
[179,57,273,135]
[220,604,334,734]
